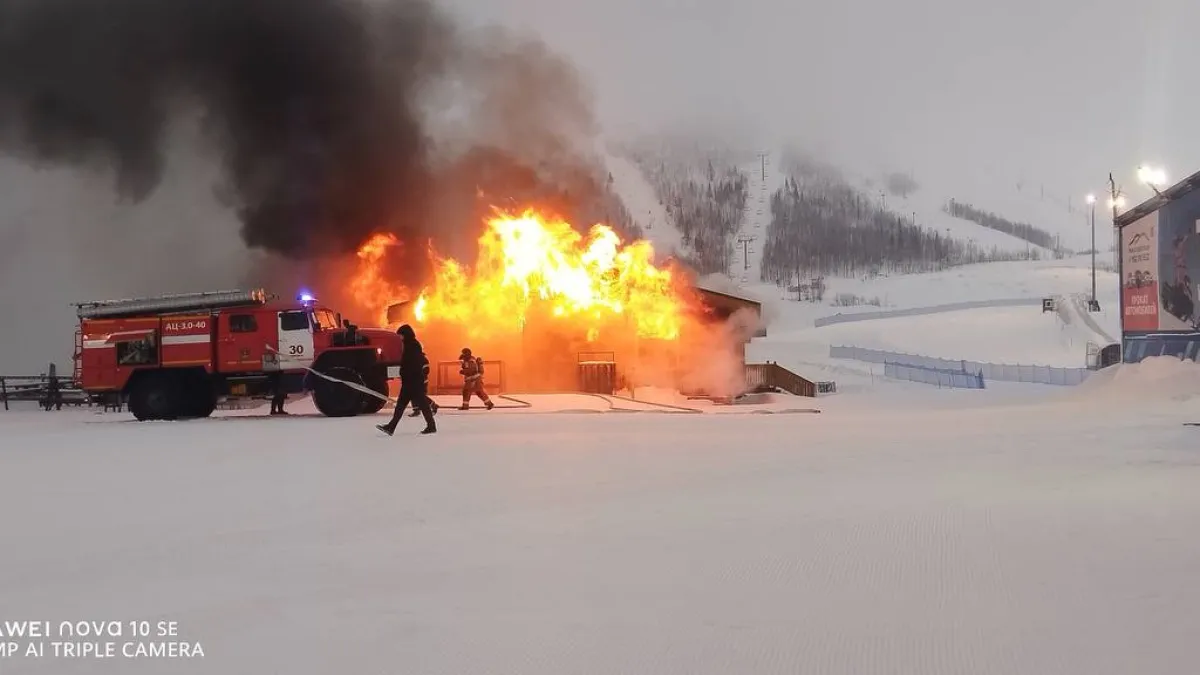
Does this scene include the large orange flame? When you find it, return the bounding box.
[410,208,692,341]
[348,206,746,396]
[350,232,410,325]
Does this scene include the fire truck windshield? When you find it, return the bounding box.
[311,309,339,330]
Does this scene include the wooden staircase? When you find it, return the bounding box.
[744,362,816,397]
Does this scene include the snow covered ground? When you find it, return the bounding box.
[741,254,1121,381]
[802,255,1118,313]
[817,305,1093,367]
[4,359,1200,674]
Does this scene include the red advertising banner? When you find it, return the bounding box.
[1123,284,1159,331]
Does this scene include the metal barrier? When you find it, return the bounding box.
[883,362,985,389]
[830,345,1091,386]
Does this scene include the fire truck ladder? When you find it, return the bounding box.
[73,289,269,320]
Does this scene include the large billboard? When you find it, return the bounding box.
[1122,211,1158,331]
[1121,186,1200,333]
[1156,187,1200,331]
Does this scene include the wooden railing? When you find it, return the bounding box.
[744,362,817,397]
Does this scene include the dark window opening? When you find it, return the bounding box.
[280,311,309,332]
[116,337,157,365]
[230,314,258,333]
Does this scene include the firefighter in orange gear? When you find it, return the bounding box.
[459,348,494,410]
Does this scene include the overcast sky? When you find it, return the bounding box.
[443,0,1198,197]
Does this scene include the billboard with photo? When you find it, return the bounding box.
[1121,184,1200,363]
[1121,210,1158,331]
[1155,187,1200,331]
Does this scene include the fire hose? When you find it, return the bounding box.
[264,345,395,403]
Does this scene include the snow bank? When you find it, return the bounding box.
[1071,357,1200,403]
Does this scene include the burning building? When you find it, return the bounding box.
[350,207,753,396]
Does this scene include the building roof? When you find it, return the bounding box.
[692,284,766,338]
[693,284,762,310]
[1115,168,1200,228]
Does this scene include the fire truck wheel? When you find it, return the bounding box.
[176,372,217,419]
[128,373,182,421]
[362,372,389,414]
[312,366,366,418]
[189,389,217,418]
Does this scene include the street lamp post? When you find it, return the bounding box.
[1137,165,1168,194]
[1086,194,1097,305]
[1082,187,1125,314]
[1108,172,1131,333]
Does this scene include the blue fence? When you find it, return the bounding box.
[814,298,1042,327]
[883,362,986,389]
[831,345,1092,386]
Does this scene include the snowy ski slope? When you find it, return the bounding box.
[727,150,785,284]
[827,163,1055,256]
[600,145,687,262]
[851,163,1119,255]
[883,187,1055,256]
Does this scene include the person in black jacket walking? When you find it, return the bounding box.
[376,324,437,435]
[408,352,440,417]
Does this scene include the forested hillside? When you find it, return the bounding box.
[625,139,749,275]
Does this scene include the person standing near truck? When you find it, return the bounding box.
[268,371,287,415]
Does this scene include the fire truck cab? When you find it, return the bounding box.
[74,289,404,421]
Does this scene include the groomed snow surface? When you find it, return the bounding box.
[4,358,1200,675]
[745,255,1121,385]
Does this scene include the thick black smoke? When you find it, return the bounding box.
[0,0,449,257]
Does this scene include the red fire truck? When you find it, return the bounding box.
[73,289,405,421]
